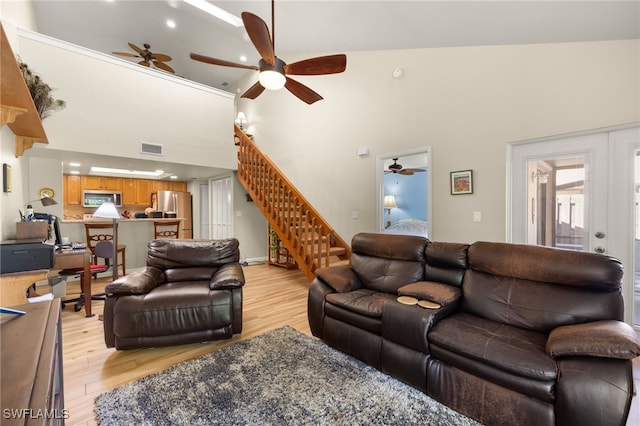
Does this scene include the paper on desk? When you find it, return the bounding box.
[27,293,55,303]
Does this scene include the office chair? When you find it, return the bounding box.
[60,241,111,312]
[85,222,126,277]
[153,220,181,239]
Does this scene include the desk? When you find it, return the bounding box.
[0,269,48,307]
[54,250,93,317]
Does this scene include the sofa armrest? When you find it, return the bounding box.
[105,266,165,295]
[546,320,640,360]
[210,263,245,290]
[315,265,362,293]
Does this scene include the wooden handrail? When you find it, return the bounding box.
[235,124,350,280]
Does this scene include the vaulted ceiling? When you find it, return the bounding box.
[31,1,640,91]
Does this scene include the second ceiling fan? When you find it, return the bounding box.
[190,0,346,104]
[385,158,426,176]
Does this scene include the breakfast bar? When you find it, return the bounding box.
[59,218,185,271]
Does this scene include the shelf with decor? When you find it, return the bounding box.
[268,225,297,269]
[0,24,49,157]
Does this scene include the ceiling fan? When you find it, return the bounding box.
[190,0,346,104]
[112,43,175,74]
[385,158,427,176]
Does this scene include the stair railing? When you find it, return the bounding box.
[235,124,350,280]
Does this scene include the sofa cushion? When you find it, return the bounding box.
[428,312,557,382]
[350,233,426,293]
[111,281,233,338]
[325,289,396,318]
[424,241,469,286]
[462,269,624,333]
[398,281,461,306]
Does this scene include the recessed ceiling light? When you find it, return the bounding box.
[68,162,81,167]
[240,55,247,62]
[69,170,80,175]
[166,20,176,29]
[170,175,178,180]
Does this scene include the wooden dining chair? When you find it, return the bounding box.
[85,223,126,277]
[153,220,181,239]
[60,240,111,312]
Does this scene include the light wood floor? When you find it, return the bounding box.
[56,264,640,426]
[57,264,312,426]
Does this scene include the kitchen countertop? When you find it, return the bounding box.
[62,217,183,223]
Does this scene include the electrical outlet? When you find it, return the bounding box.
[351,211,359,220]
[473,211,481,222]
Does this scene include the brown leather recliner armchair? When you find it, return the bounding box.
[103,238,245,350]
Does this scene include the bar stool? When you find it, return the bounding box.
[153,220,181,239]
[85,223,126,278]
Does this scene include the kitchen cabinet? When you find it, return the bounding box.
[81,176,122,191]
[123,178,152,206]
[151,180,169,193]
[64,174,82,205]
[151,180,187,193]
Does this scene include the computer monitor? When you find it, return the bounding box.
[33,212,62,245]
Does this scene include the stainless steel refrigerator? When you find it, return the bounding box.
[157,191,193,238]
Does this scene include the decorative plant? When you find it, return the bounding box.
[17,57,66,119]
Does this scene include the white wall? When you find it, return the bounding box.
[234,39,640,244]
[14,29,237,169]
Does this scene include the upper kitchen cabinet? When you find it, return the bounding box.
[151,180,187,193]
[64,174,82,205]
[82,176,122,191]
[123,178,151,206]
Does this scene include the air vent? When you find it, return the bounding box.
[140,142,163,156]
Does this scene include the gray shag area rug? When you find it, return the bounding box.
[95,326,480,425]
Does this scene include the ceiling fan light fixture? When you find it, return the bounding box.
[258,59,286,90]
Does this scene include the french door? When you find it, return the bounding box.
[508,125,639,325]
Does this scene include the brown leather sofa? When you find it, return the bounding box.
[103,239,245,350]
[308,232,640,426]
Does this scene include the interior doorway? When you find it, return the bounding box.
[376,147,431,238]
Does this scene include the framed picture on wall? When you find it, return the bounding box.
[2,163,11,193]
[450,170,473,195]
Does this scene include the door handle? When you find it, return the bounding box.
[595,231,606,239]
[594,246,606,254]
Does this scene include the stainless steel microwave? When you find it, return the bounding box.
[83,190,123,207]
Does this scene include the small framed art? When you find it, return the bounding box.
[2,163,11,193]
[450,170,473,195]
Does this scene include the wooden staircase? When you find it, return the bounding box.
[235,125,351,280]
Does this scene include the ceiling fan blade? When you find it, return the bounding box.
[154,61,175,74]
[190,53,259,70]
[403,168,426,173]
[150,53,172,62]
[138,60,151,67]
[285,77,323,104]
[241,11,275,66]
[284,54,347,76]
[112,52,139,58]
[241,81,266,100]
[128,42,145,55]
[399,170,415,175]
